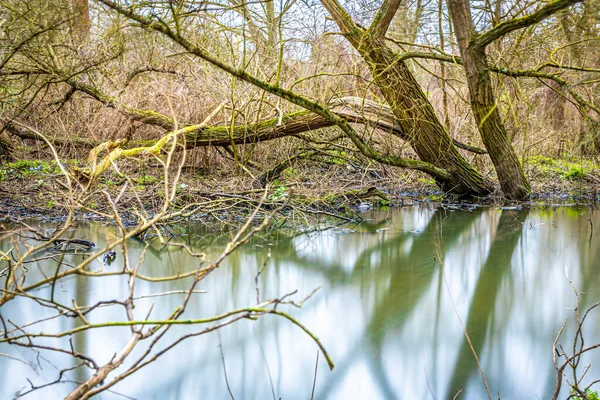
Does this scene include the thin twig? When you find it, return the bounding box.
[311,350,320,400]
[218,331,235,400]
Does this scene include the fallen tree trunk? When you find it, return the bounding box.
[5,123,96,148]
[176,97,486,152]
[5,97,486,153]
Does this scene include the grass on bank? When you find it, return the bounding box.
[1,152,599,216]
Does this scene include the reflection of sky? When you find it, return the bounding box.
[1,207,599,399]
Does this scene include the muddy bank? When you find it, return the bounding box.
[1,156,599,223]
[2,185,598,225]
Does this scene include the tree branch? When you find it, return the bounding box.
[318,0,363,42]
[7,94,487,158]
[67,79,176,129]
[473,0,583,49]
[394,51,599,115]
[368,0,402,39]
[93,0,453,181]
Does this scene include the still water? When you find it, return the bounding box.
[1,206,600,399]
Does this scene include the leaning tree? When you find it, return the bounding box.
[92,0,590,199]
[1,0,597,199]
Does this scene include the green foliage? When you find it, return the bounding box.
[526,156,595,181]
[419,177,436,186]
[329,150,347,165]
[282,167,298,178]
[4,159,73,176]
[269,184,288,201]
[570,389,600,400]
[377,199,390,206]
[7,159,53,175]
[321,150,353,166]
[322,192,336,203]
[564,165,585,180]
[528,155,556,166]
[134,175,159,185]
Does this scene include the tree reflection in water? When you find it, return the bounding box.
[1,207,599,399]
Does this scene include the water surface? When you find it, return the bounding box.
[1,206,600,399]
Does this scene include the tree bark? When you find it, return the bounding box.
[0,133,14,161]
[357,41,492,196]
[71,0,90,41]
[65,333,142,400]
[6,97,486,152]
[447,0,531,200]
[320,0,492,197]
[544,79,566,130]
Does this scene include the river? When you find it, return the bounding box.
[1,206,599,399]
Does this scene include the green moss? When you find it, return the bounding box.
[375,199,390,207]
[180,111,311,145]
[322,193,336,203]
[330,149,353,165]
[564,165,585,180]
[133,175,159,185]
[282,167,298,178]
[7,159,53,175]
[419,177,437,186]
[527,155,556,166]
[525,156,597,181]
[125,139,158,148]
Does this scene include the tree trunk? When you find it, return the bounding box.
[0,133,14,161]
[7,97,486,153]
[447,0,531,200]
[438,0,451,129]
[71,0,90,41]
[357,40,492,196]
[544,79,566,130]
[319,0,491,197]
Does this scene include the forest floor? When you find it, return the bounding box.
[1,154,599,221]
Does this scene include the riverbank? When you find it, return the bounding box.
[1,155,599,221]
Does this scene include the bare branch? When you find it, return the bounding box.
[473,0,584,49]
